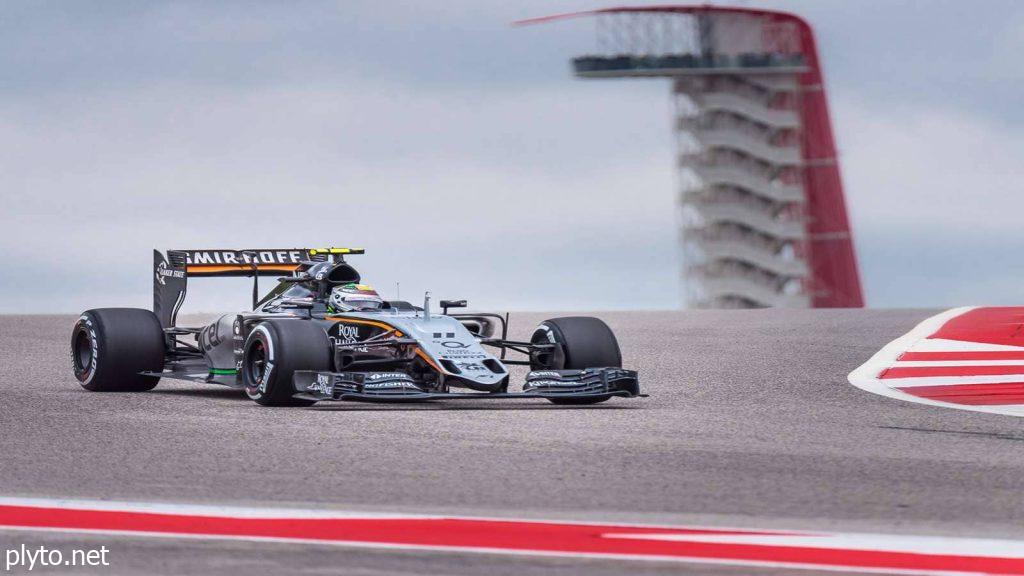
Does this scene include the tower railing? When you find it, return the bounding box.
[697,237,808,277]
[689,129,802,165]
[687,199,804,240]
[686,92,800,128]
[687,165,805,203]
[697,274,810,308]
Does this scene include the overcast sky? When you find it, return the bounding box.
[2,0,1023,313]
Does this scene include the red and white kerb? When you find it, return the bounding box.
[849,307,1024,416]
[2,497,1024,574]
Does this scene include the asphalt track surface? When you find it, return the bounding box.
[3,309,1024,575]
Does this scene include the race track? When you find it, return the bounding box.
[3,309,1024,574]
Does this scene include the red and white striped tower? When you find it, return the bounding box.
[520,6,864,308]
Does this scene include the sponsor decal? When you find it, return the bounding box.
[456,362,488,372]
[198,323,224,351]
[183,250,306,266]
[154,261,184,286]
[529,371,562,379]
[367,373,410,380]
[440,341,469,349]
[440,350,486,359]
[527,380,577,388]
[307,374,333,396]
[337,325,360,344]
[363,381,417,390]
[260,362,274,393]
[331,325,369,353]
[538,325,557,344]
[441,352,487,359]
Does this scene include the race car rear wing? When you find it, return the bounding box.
[153,248,364,330]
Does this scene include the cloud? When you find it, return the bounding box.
[0,76,679,313]
[2,1,1023,312]
[835,97,1024,306]
[838,98,1024,236]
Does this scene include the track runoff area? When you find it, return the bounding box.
[5,308,1024,574]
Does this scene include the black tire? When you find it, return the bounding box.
[242,319,331,407]
[71,308,165,392]
[530,316,622,405]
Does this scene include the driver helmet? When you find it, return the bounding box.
[329,283,384,312]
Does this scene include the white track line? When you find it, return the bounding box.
[603,532,1024,558]
[907,338,1024,353]
[891,361,1024,367]
[888,375,1024,388]
[0,496,433,520]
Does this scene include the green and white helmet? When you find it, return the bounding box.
[329,283,384,312]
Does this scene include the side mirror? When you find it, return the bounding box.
[440,299,467,314]
[451,314,503,339]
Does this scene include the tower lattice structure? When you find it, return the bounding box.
[522,6,864,308]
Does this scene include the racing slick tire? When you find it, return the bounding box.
[71,308,165,392]
[530,316,622,405]
[242,319,331,407]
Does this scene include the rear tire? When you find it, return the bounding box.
[242,319,331,407]
[71,308,165,392]
[530,316,622,405]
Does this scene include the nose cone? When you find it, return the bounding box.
[400,316,508,391]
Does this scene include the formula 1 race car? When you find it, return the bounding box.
[70,248,642,407]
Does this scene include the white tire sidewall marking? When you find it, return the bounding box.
[74,314,99,385]
[246,325,275,400]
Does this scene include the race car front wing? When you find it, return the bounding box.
[292,367,642,403]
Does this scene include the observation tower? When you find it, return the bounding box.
[520,6,864,308]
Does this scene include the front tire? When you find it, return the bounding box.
[71,308,165,392]
[242,320,331,407]
[530,316,622,405]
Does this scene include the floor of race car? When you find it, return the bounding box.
[3,310,1024,575]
